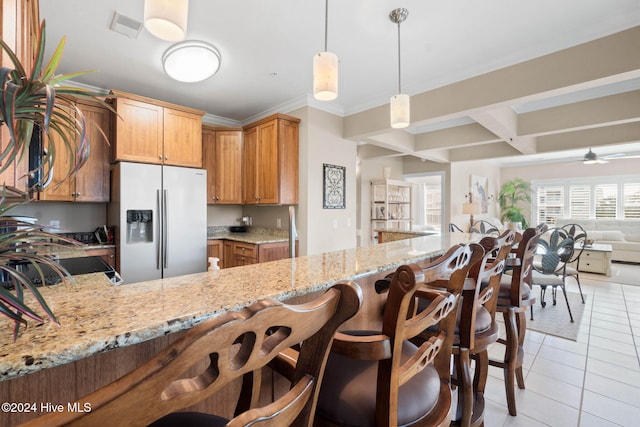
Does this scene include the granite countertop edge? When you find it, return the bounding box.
[0,232,474,381]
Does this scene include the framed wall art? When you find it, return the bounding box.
[323,163,346,209]
[470,174,489,214]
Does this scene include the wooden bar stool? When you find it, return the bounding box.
[488,224,546,416]
[19,282,362,427]
[315,243,481,427]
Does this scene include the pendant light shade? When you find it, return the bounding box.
[314,51,338,100]
[313,0,338,101]
[144,0,189,42]
[389,8,409,129]
[390,93,410,129]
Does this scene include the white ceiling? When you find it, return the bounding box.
[39,0,640,166]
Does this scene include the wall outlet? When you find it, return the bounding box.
[276,218,282,228]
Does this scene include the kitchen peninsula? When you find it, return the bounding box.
[0,233,476,425]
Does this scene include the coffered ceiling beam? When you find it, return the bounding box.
[519,90,640,136]
[344,26,640,140]
[468,108,538,154]
[357,144,405,160]
[364,131,416,154]
[414,123,499,151]
[535,122,640,153]
[449,142,525,162]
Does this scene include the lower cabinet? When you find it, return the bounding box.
[208,239,297,269]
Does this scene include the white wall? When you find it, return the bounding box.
[294,107,358,256]
[207,205,243,227]
[450,160,501,230]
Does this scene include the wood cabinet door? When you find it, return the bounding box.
[203,126,217,204]
[113,98,163,164]
[207,240,223,260]
[223,241,234,268]
[242,126,258,204]
[37,130,74,201]
[74,102,111,202]
[163,108,202,168]
[255,120,279,204]
[215,130,242,204]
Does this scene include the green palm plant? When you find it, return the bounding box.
[498,177,532,229]
[0,20,110,339]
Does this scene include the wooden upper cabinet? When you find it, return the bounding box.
[112,97,163,164]
[242,114,299,205]
[38,100,112,202]
[74,101,112,202]
[203,125,242,204]
[111,90,204,168]
[163,108,202,167]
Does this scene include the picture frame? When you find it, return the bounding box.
[470,174,489,214]
[323,163,346,209]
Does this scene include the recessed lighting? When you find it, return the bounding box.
[162,41,221,83]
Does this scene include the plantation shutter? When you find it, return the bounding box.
[536,185,564,225]
[569,185,590,220]
[594,183,617,218]
[623,182,640,219]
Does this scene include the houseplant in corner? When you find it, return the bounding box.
[0,20,110,339]
[498,177,532,229]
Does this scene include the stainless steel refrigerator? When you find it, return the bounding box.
[109,162,207,284]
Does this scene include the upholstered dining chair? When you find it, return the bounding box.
[560,223,587,304]
[488,224,546,417]
[20,282,362,427]
[531,227,576,322]
[315,244,480,427]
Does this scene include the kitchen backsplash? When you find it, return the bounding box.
[207,226,289,238]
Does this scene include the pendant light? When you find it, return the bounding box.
[389,8,409,129]
[313,0,338,101]
[144,0,189,42]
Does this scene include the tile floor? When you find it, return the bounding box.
[481,263,640,426]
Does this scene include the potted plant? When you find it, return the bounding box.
[498,177,532,229]
[0,20,110,339]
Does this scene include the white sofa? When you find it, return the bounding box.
[555,219,640,263]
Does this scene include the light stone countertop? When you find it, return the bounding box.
[208,232,290,245]
[0,233,477,381]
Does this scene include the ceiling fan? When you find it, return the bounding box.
[582,148,640,164]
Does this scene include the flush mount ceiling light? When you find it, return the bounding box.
[144,0,189,42]
[313,0,338,101]
[389,8,410,129]
[162,41,221,83]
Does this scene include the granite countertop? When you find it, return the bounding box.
[0,233,476,381]
[208,227,292,244]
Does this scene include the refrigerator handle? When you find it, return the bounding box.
[163,189,168,269]
[157,189,162,271]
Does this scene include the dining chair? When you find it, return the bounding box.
[488,224,546,417]
[449,223,465,232]
[470,220,500,236]
[19,282,362,427]
[530,227,576,322]
[314,243,481,427]
[560,223,587,303]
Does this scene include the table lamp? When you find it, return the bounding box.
[462,202,481,230]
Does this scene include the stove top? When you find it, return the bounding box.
[1,256,116,289]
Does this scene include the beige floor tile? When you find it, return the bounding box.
[524,371,583,408]
[589,325,635,344]
[515,389,580,426]
[537,344,587,370]
[582,390,640,427]
[587,346,640,369]
[579,412,624,427]
[584,372,640,408]
[589,335,638,357]
[590,318,633,334]
[529,356,585,387]
[542,335,589,355]
[586,358,640,388]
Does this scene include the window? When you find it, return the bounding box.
[532,176,640,224]
[536,185,564,224]
[624,182,640,219]
[569,185,590,219]
[423,183,442,229]
[594,184,617,218]
[406,173,443,232]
